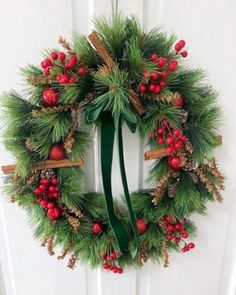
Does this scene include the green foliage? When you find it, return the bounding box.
[0,14,223,270]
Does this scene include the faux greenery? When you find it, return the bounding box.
[0,14,223,272]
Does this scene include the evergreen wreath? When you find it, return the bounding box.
[1,15,224,274]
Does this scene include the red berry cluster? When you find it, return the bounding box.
[161,215,195,253]
[150,119,187,154]
[100,252,123,274]
[40,51,87,83]
[174,40,188,58]
[34,177,61,220]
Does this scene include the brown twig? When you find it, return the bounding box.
[1,158,84,175]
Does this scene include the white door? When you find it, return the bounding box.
[0,1,236,294]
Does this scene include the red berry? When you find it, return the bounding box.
[113,267,119,273]
[168,60,178,72]
[181,232,189,239]
[162,119,168,126]
[43,68,50,76]
[92,222,103,234]
[179,226,185,232]
[39,184,47,191]
[69,77,76,83]
[175,237,181,243]
[166,136,174,145]
[58,52,66,61]
[151,71,159,80]
[49,185,55,192]
[65,60,75,69]
[102,263,110,269]
[153,85,161,94]
[150,131,155,138]
[166,146,175,154]
[181,135,187,142]
[175,224,181,230]
[110,252,118,259]
[175,43,182,52]
[41,61,47,69]
[34,188,43,196]
[179,40,186,47]
[47,208,61,220]
[49,144,65,161]
[161,71,168,79]
[167,233,173,240]
[70,55,77,63]
[173,96,184,108]
[181,247,187,253]
[157,58,166,68]
[168,155,181,170]
[157,128,165,135]
[188,242,195,249]
[51,177,59,185]
[139,84,147,93]
[106,255,113,261]
[44,58,53,68]
[47,202,55,209]
[167,224,174,232]
[136,219,148,234]
[40,200,48,209]
[77,66,87,76]
[150,54,158,61]
[42,88,59,106]
[173,129,181,137]
[42,179,50,185]
[181,51,188,58]
[52,192,59,198]
[59,74,70,84]
[50,52,58,60]
[149,84,156,92]
[118,268,123,274]
[159,80,166,88]
[175,141,183,149]
[158,137,165,144]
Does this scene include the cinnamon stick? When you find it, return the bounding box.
[1,159,84,175]
[88,31,115,71]
[144,135,222,161]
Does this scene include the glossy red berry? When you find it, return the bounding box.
[58,52,66,61]
[118,268,123,274]
[136,219,148,234]
[154,85,161,94]
[175,141,183,149]
[52,192,59,198]
[168,156,181,170]
[42,88,59,106]
[43,68,50,76]
[167,233,173,240]
[158,137,165,144]
[188,242,195,249]
[181,51,188,58]
[47,202,55,209]
[139,84,147,93]
[157,128,165,135]
[49,144,65,161]
[34,188,43,196]
[39,184,47,191]
[149,84,156,92]
[181,135,187,142]
[40,200,48,209]
[166,146,175,154]
[168,60,178,71]
[157,58,166,68]
[151,71,159,80]
[166,136,174,145]
[42,179,50,185]
[179,40,186,47]
[150,54,158,61]
[77,66,87,76]
[50,52,58,60]
[92,222,103,234]
[69,77,76,83]
[175,43,182,52]
[51,177,59,185]
[167,224,174,232]
[182,232,189,239]
[173,129,182,137]
[161,71,168,79]
[43,58,53,68]
[175,223,181,231]
[159,80,166,88]
[175,237,181,243]
[102,263,110,269]
[47,207,61,220]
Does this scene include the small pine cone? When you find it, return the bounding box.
[189,172,198,183]
[180,110,189,123]
[47,237,55,256]
[168,182,177,198]
[161,239,169,268]
[185,140,194,154]
[57,249,68,260]
[40,169,55,180]
[25,138,35,151]
[40,238,48,247]
[170,171,180,179]
[68,216,80,231]
[67,253,77,269]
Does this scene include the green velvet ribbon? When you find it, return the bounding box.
[85,104,139,255]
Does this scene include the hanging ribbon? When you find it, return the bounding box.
[100,113,130,253]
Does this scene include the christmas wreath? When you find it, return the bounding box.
[1,15,224,274]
